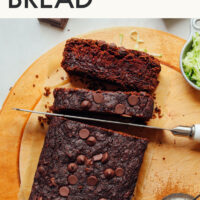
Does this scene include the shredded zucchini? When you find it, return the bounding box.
[118,30,163,58]
[130,30,144,43]
[183,32,200,87]
[148,52,163,58]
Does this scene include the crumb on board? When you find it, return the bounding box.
[38,116,48,128]
[33,84,35,88]
[162,157,166,160]
[154,106,162,118]
[35,74,39,78]
[43,87,51,97]
[13,93,15,95]
[152,113,156,119]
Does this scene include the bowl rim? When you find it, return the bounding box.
[180,39,200,91]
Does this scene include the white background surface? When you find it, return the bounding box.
[1,0,200,18]
[0,18,190,108]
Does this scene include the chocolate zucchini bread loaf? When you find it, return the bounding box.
[51,88,154,121]
[61,38,161,93]
[29,117,148,200]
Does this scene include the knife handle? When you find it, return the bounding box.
[192,124,200,141]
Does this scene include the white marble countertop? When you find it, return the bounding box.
[0,18,190,108]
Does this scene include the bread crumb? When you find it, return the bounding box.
[38,116,47,128]
[154,106,162,118]
[43,87,51,97]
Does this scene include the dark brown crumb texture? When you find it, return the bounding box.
[29,117,148,200]
[61,38,161,93]
[51,88,154,121]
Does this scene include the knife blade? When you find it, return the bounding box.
[12,108,200,141]
[12,108,168,131]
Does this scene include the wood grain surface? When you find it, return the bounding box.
[1,27,200,200]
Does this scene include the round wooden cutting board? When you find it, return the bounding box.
[1,27,200,200]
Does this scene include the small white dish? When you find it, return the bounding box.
[180,18,200,90]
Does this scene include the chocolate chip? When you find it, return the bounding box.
[104,168,115,179]
[128,95,139,106]
[93,154,103,161]
[67,163,78,173]
[81,100,91,109]
[77,155,86,165]
[79,128,90,139]
[93,93,104,104]
[68,175,78,185]
[59,186,70,197]
[38,166,45,174]
[115,104,125,114]
[115,167,124,177]
[86,136,96,146]
[87,176,98,186]
[102,152,109,164]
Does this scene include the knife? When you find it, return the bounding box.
[13,108,200,141]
